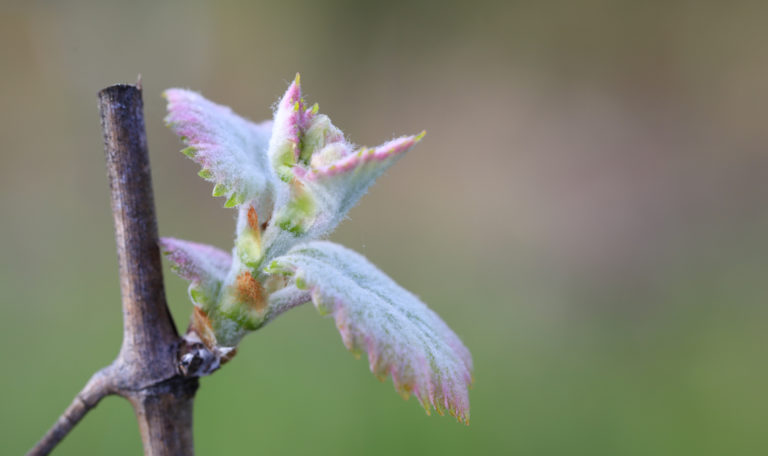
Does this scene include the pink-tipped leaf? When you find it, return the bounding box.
[262,130,424,261]
[262,76,424,255]
[268,74,310,182]
[295,132,424,236]
[164,89,276,210]
[160,237,232,311]
[266,240,472,423]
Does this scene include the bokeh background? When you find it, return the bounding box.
[2,0,768,454]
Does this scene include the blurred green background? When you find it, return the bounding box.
[2,0,768,454]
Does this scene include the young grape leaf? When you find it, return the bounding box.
[164,89,277,212]
[160,237,232,311]
[267,240,472,423]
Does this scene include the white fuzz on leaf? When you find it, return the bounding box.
[267,241,472,423]
[162,75,473,423]
[159,237,231,311]
[164,89,277,212]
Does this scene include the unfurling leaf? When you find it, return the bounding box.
[267,73,307,182]
[260,76,423,262]
[162,75,472,423]
[267,241,473,423]
[164,89,276,213]
[292,132,424,239]
[159,237,231,310]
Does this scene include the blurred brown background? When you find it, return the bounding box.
[2,0,768,454]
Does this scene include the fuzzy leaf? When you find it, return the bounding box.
[257,76,424,263]
[294,133,424,237]
[264,285,311,323]
[267,73,310,182]
[266,241,472,423]
[160,237,232,310]
[262,134,424,262]
[164,89,276,211]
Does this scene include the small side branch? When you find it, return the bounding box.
[27,367,115,456]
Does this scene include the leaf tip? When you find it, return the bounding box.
[224,192,245,208]
[211,183,228,197]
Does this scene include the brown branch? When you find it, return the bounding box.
[27,367,115,456]
[28,82,199,456]
[99,83,198,455]
[99,84,179,379]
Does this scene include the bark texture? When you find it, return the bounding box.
[99,84,198,456]
[100,83,180,378]
[28,83,198,456]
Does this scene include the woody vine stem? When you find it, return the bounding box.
[28,83,200,456]
[28,72,474,454]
